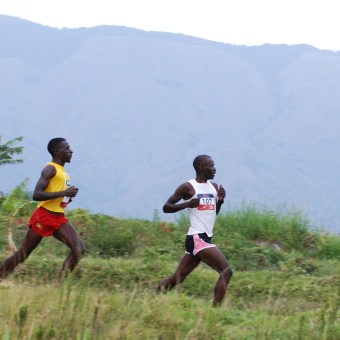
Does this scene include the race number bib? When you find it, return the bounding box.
[197,194,215,210]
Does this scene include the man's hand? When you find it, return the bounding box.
[64,186,79,198]
[217,185,226,201]
[187,197,200,208]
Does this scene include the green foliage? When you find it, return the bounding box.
[0,180,35,250]
[68,209,148,257]
[0,269,339,339]
[15,305,28,339]
[0,179,34,216]
[217,204,316,251]
[0,199,340,339]
[1,159,339,338]
[69,211,138,257]
[1,199,340,269]
[0,136,23,166]
[66,208,186,260]
[317,233,340,259]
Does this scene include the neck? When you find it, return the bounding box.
[195,176,207,183]
[52,158,65,166]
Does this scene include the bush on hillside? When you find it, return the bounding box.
[1,196,340,271]
[318,234,340,259]
[216,204,317,251]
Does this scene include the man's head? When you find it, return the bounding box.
[47,138,66,157]
[47,138,73,163]
[193,155,211,171]
[193,155,216,180]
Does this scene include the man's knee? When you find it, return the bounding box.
[78,243,86,257]
[73,241,86,258]
[221,266,233,280]
[15,248,30,263]
[0,249,28,276]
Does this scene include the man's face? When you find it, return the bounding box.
[201,157,216,179]
[56,140,73,163]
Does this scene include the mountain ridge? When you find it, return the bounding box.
[1,15,339,232]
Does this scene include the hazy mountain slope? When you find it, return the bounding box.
[0,15,339,232]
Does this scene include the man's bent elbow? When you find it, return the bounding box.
[163,204,173,213]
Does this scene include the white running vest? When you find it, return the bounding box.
[186,179,218,237]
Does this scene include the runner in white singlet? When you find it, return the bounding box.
[157,155,233,307]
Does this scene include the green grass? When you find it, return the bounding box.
[0,261,339,339]
[1,197,340,339]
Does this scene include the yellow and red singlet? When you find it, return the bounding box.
[38,162,71,213]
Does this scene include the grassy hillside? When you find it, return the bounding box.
[0,194,340,339]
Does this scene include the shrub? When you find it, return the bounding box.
[318,234,340,259]
[217,204,316,251]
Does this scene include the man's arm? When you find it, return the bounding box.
[163,182,199,213]
[211,182,226,215]
[33,164,78,201]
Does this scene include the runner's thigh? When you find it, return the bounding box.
[197,246,229,273]
[53,222,83,249]
[20,228,43,253]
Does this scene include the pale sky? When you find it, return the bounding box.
[0,0,339,51]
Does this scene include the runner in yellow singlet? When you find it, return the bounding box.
[0,138,85,281]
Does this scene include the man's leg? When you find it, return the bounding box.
[157,253,201,292]
[0,228,43,280]
[197,247,233,306]
[53,222,85,280]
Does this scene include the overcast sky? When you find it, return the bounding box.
[0,0,339,51]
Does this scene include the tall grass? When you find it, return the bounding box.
[1,197,340,339]
[217,204,314,250]
[0,264,339,339]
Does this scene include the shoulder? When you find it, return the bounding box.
[174,181,195,199]
[41,163,57,178]
[176,181,194,192]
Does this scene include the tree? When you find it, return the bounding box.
[0,179,34,254]
[0,136,25,253]
[0,136,23,166]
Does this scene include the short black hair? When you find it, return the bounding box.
[193,154,211,171]
[47,138,66,156]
